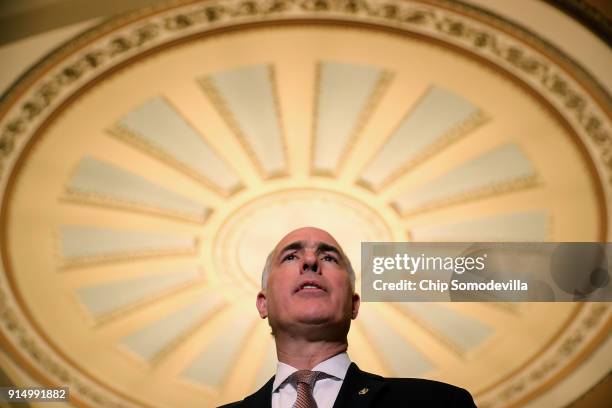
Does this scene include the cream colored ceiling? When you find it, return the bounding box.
[0,1,610,408]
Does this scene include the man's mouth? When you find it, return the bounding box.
[294,280,327,293]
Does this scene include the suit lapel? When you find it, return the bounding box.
[241,376,274,408]
[333,363,386,408]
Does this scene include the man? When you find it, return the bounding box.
[220,227,476,407]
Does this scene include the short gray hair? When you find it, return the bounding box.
[260,248,356,291]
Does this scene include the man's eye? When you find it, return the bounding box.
[322,255,338,263]
[283,254,296,261]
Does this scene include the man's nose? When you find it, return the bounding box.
[302,261,318,273]
[302,252,319,273]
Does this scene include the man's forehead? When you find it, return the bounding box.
[274,227,341,253]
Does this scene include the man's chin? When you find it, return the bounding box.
[297,316,332,325]
[299,310,335,324]
[295,317,351,341]
[283,314,336,329]
[269,316,350,340]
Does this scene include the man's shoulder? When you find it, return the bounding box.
[349,364,474,406]
[217,402,241,408]
[217,403,240,408]
[217,365,476,407]
[384,377,465,392]
[215,375,274,408]
[377,375,476,406]
[216,395,253,408]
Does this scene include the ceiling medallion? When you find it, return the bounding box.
[212,187,394,292]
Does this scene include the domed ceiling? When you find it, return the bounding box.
[0,0,610,407]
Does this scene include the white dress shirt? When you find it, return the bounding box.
[271,352,351,408]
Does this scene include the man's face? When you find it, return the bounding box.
[256,227,360,338]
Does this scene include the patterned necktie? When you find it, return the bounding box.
[290,370,321,408]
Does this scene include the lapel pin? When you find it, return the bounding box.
[358,387,369,395]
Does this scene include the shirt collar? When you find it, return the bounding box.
[272,352,351,392]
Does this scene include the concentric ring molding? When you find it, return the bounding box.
[0,1,610,407]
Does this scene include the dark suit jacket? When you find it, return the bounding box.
[218,362,477,407]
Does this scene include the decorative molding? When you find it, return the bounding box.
[477,303,611,408]
[542,0,612,44]
[0,0,609,189]
[393,175,541,216]
[0,270,142,408]
[57,226,200,268]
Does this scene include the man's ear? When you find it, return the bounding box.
[256,291,268,319]
[351,292,360,319]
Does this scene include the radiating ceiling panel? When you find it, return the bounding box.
[393,143,537,214]
[76,268,202,317]
[253,341,277,390]
[114,96,241,193]
[182,315,254,386]
[358,307,433,377]
[313,62,388,174]
[60,226,197,262]
[395,303,492,353]
[411,212,549,241]
[360,86,482,190]
[121,294,223,361]
[201,65,286,177]
[66,156,209,221]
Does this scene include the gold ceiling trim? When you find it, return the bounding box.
[473,303,586,397]
[0,279,143,408]
[85,277,208,329]
[479,303,611,408]
[0,0,609,187]
[59,193,210,225]
[393,174,542,217]
[56,244,201,271]
[0,0,609,407]
[0,0,612,189]
[142,301,229,368]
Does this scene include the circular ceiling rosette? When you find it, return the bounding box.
[0,0,610,407]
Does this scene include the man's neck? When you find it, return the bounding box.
[274,335,347,370]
